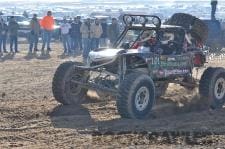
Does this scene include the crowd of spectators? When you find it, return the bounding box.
[0,16,20,54]
[60,14,120,62]
[0,11,121,62]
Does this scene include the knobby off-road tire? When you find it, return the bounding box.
[116,73,155,119]
[199,67,225,109]
[165,13,208,42]
[52,61,89,105]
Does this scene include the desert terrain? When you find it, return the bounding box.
[0,43,225,148]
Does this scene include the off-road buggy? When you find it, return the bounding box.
[52,14,225,119]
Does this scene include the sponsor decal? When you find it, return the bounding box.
[165,69,189,76]
[167,57,176,61]
[160,61,189,67]
[153,69,165,77]
[153,69,190,77]
[147,55,191,68]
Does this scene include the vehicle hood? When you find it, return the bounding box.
[89,47,151,62]
[89,48,124,62]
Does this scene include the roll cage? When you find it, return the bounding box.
[113,14,186,54]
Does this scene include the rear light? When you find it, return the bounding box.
[193,52,206,67]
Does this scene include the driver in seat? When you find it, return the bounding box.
[132,31,156,51]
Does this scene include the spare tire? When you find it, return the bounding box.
[165,13,194,28]
[165,13,208,42]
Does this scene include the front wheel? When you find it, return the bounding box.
[52,61,89,105]
[116,73,155,119]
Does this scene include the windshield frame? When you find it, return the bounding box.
[114,26,159,49]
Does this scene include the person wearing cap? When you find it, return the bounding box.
[80,18,92,62]
[60,17,71,54]
[211,0,218,20]
[107,18,120,46]
[76,16,83,51]
[90,18,103,50]
[100,18,108,47]
[0,18,8,55]
[40,11,54,53]
[8,16,19,53]
[69,17,80,53]
[29,14,40,53]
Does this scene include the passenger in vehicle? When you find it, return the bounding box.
[159,32,179,55]
[184,32,203,51]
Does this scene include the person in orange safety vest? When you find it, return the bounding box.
[40,11,54,53]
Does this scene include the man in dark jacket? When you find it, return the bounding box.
[69,17,80,53]
[29,14,40,53]
[100,18,108,47]
[107,18,120,46]
[0,18,8,55]
[8,16,19,53]
[76,16,82,51]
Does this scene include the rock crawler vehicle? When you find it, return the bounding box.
[52,14,225,119]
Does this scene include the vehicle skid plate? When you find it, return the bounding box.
[72,65,118,95]
[71,79,118,95]
[73,65,101,71]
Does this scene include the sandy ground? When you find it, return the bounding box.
[0,43,225,148]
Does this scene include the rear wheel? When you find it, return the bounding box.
[52,61,89,105]
[116,73,155,119]
[199,67,225,109]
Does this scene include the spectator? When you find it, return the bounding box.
[23,11,29,18]
[40,11,54,53]
[211,0,218,20]
[100,18,108,47]
[107,18,120,46]
[68,17,73,24]
[0,18,8,54]
[91,18,103,50]
[8,16,19,53]
[69,17,80,53]
[76,16,83,51]
[60,17,71,54]
[29,14,40,53]
[80,18,91,62]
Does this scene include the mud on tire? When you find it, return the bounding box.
[52,61,89,105]
[165,13,208,42]
[116,73,155,119]
[199,67,225,109]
